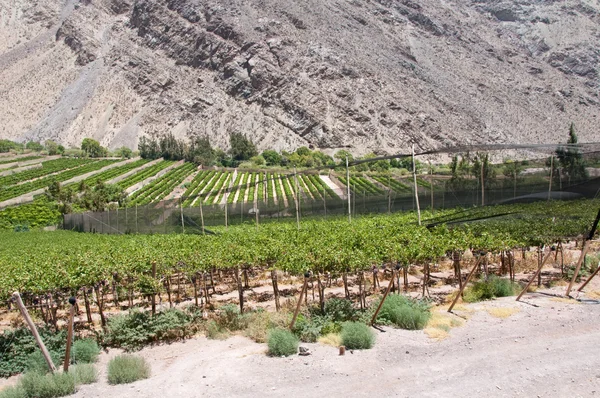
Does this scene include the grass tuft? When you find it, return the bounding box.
[463,276,519,303]
[71,364,98,385]
[374,294,431,330]
[0,386,27,398]
[486,307,520,318]
[340,322,375,350]
[107,355,150,385]
[267,328,298,357]
[72,339,100,364]
[20,371,76,398]
[317,333,342,347]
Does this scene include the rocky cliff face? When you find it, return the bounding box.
[0,0,598,155]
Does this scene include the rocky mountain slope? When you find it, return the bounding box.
[0,0,598,155]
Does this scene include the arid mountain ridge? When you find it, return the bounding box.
[0,0,598,156]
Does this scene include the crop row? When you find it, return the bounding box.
[182,171,214,206]
[73,159,151,187]
[0,160,118,202]
[205,172,231,205]
[0,155,43,166]
[246,173,257,204]
[308,175,339,200]
[265,173,276,206]
[227,172,244,204]
[128,163,196,206]
[117,160,175,190]
[0,197,61,230]
[193,171,225,205]
[0,158,94,188]
[371,175,410,193]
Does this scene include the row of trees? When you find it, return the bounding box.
[46,179,127,214]
[1,138,134,159]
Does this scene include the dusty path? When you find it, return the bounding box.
[66,294,600,398]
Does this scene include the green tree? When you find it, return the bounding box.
[229,132,257,163]
[81,138,108,158]
[187,135,215,165]
[472,153,495,186]
[25,141,44,151]
[555,123,587,184]
[115,147,133,159]
[261,150,282,166]
[251,155,265,166]
[44,140,60,156]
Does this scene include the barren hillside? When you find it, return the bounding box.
[0,0,598,155]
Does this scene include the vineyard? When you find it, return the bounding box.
[2,200,599,320]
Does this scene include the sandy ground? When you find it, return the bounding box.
[51,291,599,398]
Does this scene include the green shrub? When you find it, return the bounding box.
[267,328,298,357]
[107,355,150,385]
[0,327,66,377]
[340,322,375,350]
[104,308,196,351]
[0,385,27,398]
[243,310,289,343]
[374,294,431,330]
[72,364,98,385]
[25,351,62,375]
[20,371,76,398]
[463,276,519,303]
[324,298,355,322]
[72,339,100,364]
[216,304,248,331]
[205,321,227,340]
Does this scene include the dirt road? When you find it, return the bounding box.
[70,292,600,398]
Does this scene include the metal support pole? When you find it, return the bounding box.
[412,145,421,225]
[346,157,351,223]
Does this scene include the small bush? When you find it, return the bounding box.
[324,298,355,322]
[244,310,289,343]
[216,304,248,331]
[104,308,196,351]
[463,276,519,303]
[72,339,100,364]
[267,329,298,357]
[205,321,227,340]
[20,371,76,398]
[72,364,98,385]
[0,327,66,377]
[340,322,375,350]
[25,351,62,375]
[374,294,431,330]
[107,355,150,385]
[318,333,342,347]
[0,386,27,398]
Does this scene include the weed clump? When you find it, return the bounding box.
[20,371,76,398]
[104,308,199,351]
[71,364,98,385]
[373,294,431,330]
[267,328,298,357]
[463,276,519,303]
[107,355,150,385]
[25,351,61,375]
[72,339,100,364]
[340,322,375,350]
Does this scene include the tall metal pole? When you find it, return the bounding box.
[180,198,185,234]
[480,155,485,206]
[429,161,434,213]
[412,145,421,225]
[346,157,351,223]
[548,156,554,201]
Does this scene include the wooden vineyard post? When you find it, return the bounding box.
[151,261,157,316]
[12,292,57,373]
[290,273,310,331]
[516,249,553,301]
[271,269,281,311]
[235,267,244,313]
[448,258,481,312]
[567,208,600,296]
[577,262,600,292]
[94,285,106,327]
[82,288,93,323]
[371,267,398,326]
[548,156,553,201]
[566,241,590,296]
[63,297,76,372]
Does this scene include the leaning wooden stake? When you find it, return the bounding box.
[516,249,553,301]
[290,274,309,330]
[566,241,590,296]
[63,297,76,372]
[567,208,600,296]
[13,292,57,373]
[448,258,481,312]
[371,269,397,326]
[577,261,600,292]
